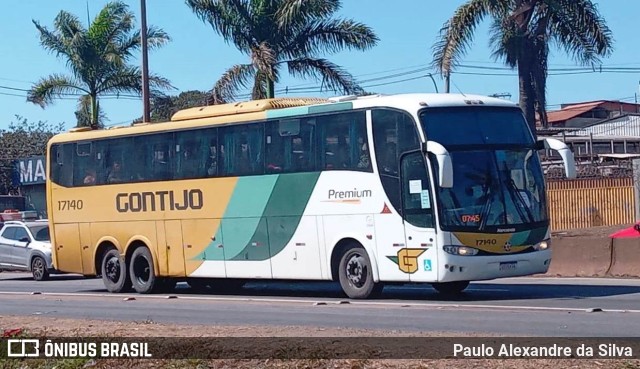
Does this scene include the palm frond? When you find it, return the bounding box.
[212,63,256,103]
[489,18,519,68]
[286,57,363,95]
[282,19,378,58]
[107,26,171,67]
[276,0,341,28]
[431,0,503,74]
[548,0,613,65]
[27,74,87,107]
[32,20,68,57]
[96,66,173,96]
[53,10,85,40]
[186,0,254,52]
[88,0,134,47]
[251,42,277,81]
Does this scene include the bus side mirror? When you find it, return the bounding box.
[538,138,577,179]
[425,141,453,188]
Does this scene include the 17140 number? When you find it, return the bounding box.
[58,200,83,211]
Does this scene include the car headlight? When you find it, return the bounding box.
[533,239,550,251]
[443,245,479,256]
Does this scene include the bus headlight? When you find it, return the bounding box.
[533,240,550,251]
[443,245,479,256]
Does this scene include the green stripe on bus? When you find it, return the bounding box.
[308,102,352,114]
[197,175,278,261]
[230,172,321,261]
[266,106,309,119]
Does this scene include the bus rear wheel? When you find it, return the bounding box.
[101,248,131,293]
[129,247,158,294]
[338,246,382,299]
[431,281,470,295]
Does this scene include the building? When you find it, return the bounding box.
[13,156,47,217]
[543,100,640,128]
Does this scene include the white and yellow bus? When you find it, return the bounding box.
[46,93,576,298]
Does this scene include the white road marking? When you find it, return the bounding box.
[0,291,639,314]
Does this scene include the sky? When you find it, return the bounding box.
[0,0,638,131]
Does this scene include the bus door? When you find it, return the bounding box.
[399,152,438,282]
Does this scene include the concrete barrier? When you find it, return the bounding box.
[609,238,640,277]
[546,236,613,277]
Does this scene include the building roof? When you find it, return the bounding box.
[557,114,640,137]
[547,101,606,124]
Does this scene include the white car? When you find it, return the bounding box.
[0,220,55,280]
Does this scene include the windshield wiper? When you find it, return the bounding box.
[505,178,534,223]
[478,182,493,231]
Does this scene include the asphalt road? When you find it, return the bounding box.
[1,272,640,336]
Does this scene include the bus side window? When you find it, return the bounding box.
[176,129,211,179]
[401,152,435,228]
[371,109,420,213]
[220,124,263,176]
[318,111,369,171]
[49,144,74,187]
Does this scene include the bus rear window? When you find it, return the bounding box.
[420,107,533,146]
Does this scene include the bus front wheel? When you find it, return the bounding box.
[129,247,158,294]
[431,281,470,295]
[101,249,131,293]
[338,246,382,299]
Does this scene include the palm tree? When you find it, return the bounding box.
[186,0,378,103]
[432,0,613,132]
[28,1,173,129]
[75,95,107,127]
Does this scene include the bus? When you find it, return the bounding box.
[46,93,576,298]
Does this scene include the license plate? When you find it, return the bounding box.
[499,261,517,271]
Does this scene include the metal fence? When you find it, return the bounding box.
[546,177,635,231]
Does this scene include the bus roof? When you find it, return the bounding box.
[48,93,519,144]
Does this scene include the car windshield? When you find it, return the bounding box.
[28,225,50,242]
[420,106,547,232]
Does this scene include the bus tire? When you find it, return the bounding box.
[129,247,157,294]
[101,248,131,293]
[338,246,380,299]
[431,281,469,295]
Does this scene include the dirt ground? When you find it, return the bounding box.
[1,316,638,369]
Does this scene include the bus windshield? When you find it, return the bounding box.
[420,107,547,232]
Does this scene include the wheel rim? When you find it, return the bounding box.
[345,253,367,288]
[133,255,151,286]
[32,258,44,279]
[105,255,121,283]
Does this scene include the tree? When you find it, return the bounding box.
[0,116,64,194]
[186,0,379,103]
[432,0,613,132]
[151,90,211,122]
[28,1,173,129]
[75,95,107,128]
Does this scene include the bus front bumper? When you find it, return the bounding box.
[436,249,552,282]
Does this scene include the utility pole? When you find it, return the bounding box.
[444,72,450,93]
[140,0,151,123]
